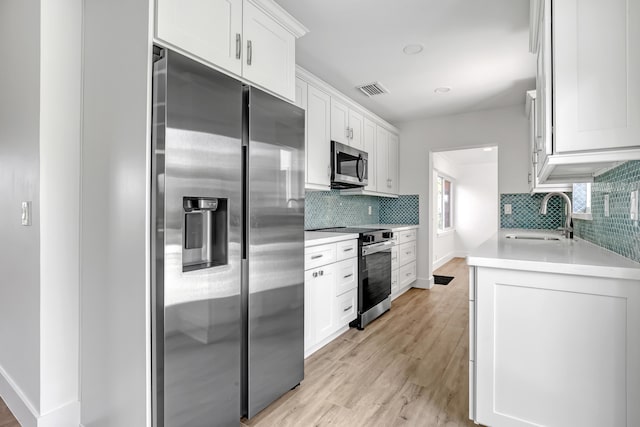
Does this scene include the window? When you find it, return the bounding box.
[572,183,592,220]
[437,175,454,232]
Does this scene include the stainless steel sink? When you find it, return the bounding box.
[505,234,561,241]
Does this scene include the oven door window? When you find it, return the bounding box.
[361,249,391,312]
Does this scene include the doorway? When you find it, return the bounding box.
[431,147,498,271]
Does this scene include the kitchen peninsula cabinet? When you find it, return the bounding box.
[468,231,640,426]
[155,0,308,101]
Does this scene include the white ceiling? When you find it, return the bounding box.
[437,147,498,166]
[276,0,535,125]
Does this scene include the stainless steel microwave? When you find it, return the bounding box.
[331,141,368,189]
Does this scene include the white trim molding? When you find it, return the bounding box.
[247,0,309,38]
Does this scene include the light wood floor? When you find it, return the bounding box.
[243,257,474,427]
[0,397,19,427]
[0,258,472,427]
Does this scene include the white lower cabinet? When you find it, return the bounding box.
[469,265,640,426]
[389,226,418,299]
[304,239,358,357]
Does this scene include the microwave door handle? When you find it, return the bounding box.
[356,155,364,181]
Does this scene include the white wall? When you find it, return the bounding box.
[39,0,81,421]
[0,0,42,415]
[398,105,529,285]
[81,0,152,425]
[0,1,81,425]
[454,161,499,256]
[432,154,458,269]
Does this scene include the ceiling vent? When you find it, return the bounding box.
[356,82,389,97]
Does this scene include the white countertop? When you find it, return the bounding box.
[467,229,640,280]
[304,231,359,247]
[358,224,419,231]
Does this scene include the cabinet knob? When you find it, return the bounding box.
[312,272,318,278]
[319,270,324,276]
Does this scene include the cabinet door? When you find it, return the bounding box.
[331,98,349,144]
[376,126,389,193]
[242,0,296,100]
[554,0,640,152]
[156,0,243,75]
[388,133,399,194]
[348,109,364,150]
[306,85,331,188]
[363,118,377,191]
[294,77,307,110]
[307,265,336,343]
[536,0,552,174]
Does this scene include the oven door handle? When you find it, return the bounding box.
[362,240,393,256]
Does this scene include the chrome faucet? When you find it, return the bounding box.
[540,192,573,239]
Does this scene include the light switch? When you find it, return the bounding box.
[21,201,32,226]
[504,204,512,215]
[631,190,639,221]
[604,194,610,217]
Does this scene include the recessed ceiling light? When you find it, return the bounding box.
[403,44,424,55]
[483,147,493,152]
[434,87,451,94]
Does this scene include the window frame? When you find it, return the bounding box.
[572,182,593,221]
[436,173,455,234]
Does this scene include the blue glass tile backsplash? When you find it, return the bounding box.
[574,161,640,263]
[304,191,419,229]
[500,193,567,229]
[380,195,420,224]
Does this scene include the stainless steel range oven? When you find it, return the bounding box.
[309,227,393,329]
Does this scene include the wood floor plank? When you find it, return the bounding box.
[0,398,19,427]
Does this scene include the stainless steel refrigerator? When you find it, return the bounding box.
[151,48,305,427]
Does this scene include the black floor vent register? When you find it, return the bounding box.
[434,275,454,286]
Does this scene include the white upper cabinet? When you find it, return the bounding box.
[388,132,399,194]
[331,98,364,149]
[330,99,349,145]
[155,0,308,101]
[363,117,377,192]
[554,0,639,153]
[156,0,243,75]
[531,0,640,183]
[376,126,389,194]
[242,0,295,100]
[306,85,332,189]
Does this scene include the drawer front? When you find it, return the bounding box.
[391,245,399,271]
[391,269,399,295]
[335,288,357,326]
[335,258,358,296]
[305,243,336,270]
[398,241,416,267]
[399,261,416,288]
[336,239,358,261]
[398,228,417,244]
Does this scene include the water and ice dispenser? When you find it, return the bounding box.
[182,197,228,272]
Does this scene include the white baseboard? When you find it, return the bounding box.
[0,363,80,427]
[412,277,433,290]
[391,283,413,300]
[39,401,80,427]
[433,253,455,271]
[0,363,39,427]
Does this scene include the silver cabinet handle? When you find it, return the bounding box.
[235,33,241,59]
[311,254,323,260]
[312,272,318,278]
[406,251,411,255]
[343,273,353,279]
[343,305,352,312]
[528,172,532,184]
[343,248,353,252]
[247,40,252,65]
[327,165,331,178]
[345,127,350,138]
[406,272,412,277]
[319,270,324,276]
[349,128,354,139]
